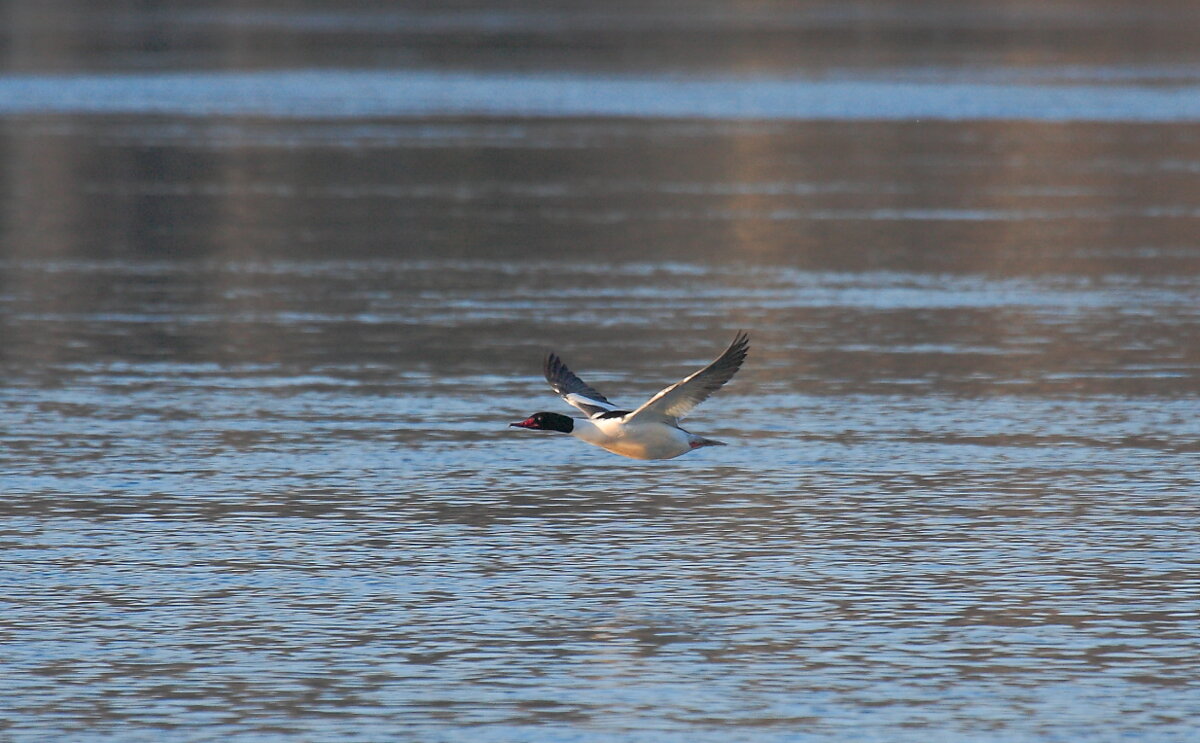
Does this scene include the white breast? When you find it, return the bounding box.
[571,417,694,460]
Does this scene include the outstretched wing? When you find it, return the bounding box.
[544,353,631,419]
[625,331,749,425]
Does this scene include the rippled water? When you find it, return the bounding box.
[3,3,1200,742]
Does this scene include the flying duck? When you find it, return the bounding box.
[510,331,749,460]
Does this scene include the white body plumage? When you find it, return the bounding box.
[571,417,710,460]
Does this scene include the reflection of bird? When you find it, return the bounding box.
[510,332,749,460]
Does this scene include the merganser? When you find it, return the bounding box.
[510,332,749,460]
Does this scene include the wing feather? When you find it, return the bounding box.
[626,331,749,424]
[544,353,622,418]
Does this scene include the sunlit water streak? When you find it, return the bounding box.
[4,70,1200,121]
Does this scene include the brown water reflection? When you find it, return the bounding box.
[7,1,1200,75]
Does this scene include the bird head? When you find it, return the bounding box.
[509,412,574,433]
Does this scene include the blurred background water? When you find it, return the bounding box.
[1,2,1199,741]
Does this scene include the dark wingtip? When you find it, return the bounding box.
[543,352,562,386]
[726,330,750,363]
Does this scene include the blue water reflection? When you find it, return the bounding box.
[4,69,1200,121]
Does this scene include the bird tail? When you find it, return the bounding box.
[691,436,726,448]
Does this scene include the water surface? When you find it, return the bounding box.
[1,3,1199,742]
